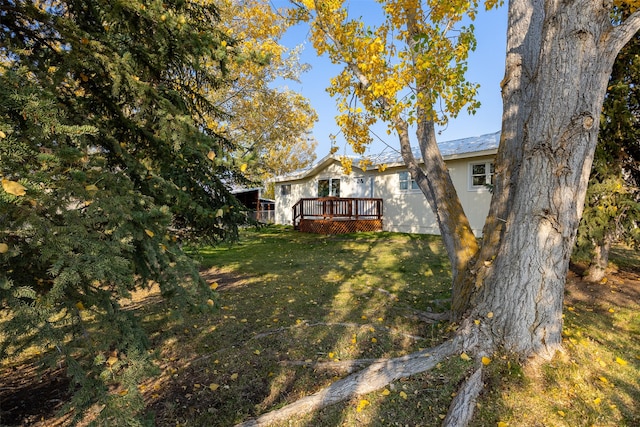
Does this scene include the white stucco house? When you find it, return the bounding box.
[272,131,500,236]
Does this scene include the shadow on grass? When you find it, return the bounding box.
[137,226,456,426]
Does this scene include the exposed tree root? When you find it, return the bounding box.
[278,358,382,374]
[442,366,485,427]
[234,339,461,427]
[401,307,450,323]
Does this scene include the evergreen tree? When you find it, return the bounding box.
[575,14,640,282]
[0,0,249,423]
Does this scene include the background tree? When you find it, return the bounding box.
[575,18,640,282]
[0,0,252,423]
[209,0,318,190]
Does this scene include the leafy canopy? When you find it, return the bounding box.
[290,0,501,160]
[208,0,318,184]
[0,0,263,422]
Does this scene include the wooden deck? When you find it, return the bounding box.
[292,197,383,234]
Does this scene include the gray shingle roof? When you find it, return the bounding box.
[274,130,500,182]
[367,130,500,165]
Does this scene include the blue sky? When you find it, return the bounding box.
[272,2,508,158]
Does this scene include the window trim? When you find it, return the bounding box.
[468,161,494,192]
[280,184,291,196]
[398,171,420,192]
[317,178,340,197]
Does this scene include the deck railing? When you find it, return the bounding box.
[292,197,383,229]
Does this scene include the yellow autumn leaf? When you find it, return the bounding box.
[474,319,481,325]
[106,356,118,366]
[209,383,219,391]
[210,282,219,290]
[240,163,248,172]
[460,352,471,361]
[593,397,602,405]
[85,184,98,192]
[381,388,391,396]
[615,357,628,366]
[207,150,216,161]
[230,373,238,380]
[371,337,377,343]
[481,356,492,366]
[399,391,408,399]
[145,229,154,238]
[0,243,8,254]
[328,352,335,359]
[254,349,261,355]
[118,389,128,396]
[356,399,370,412]
[207,299,214,306]
[2,178,26,196]
[0,130,6,138]
[497,422,508,427]
[75,301,85,311]
[487,312,494,319]
[608,308,615,313]
[557,410,566,417]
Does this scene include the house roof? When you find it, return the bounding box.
[274,130,500,183]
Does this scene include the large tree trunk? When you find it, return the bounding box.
[466,0,640,360]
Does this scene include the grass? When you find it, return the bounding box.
[2,225,639,426]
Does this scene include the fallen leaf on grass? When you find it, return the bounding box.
[356,399,370,412]
[209,383,219,391]
[399,391,408,400]
[615,357,628,366]
[481,356,491,366]
[230,373,238,381]
[381,389,390,396]
[460,352,471,361]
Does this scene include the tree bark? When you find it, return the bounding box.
[467,0,640,360]
[584,233,613,282]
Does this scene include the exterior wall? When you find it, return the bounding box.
[275,161,374,225]
[274,155,494,236]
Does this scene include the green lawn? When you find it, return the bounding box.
[2,226,638,426]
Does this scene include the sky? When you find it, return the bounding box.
[271,1,509,159]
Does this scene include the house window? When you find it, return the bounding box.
[280,184,291,196]
[399,171,419,191]
[469,161,494,190]
[318,178,340,197]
